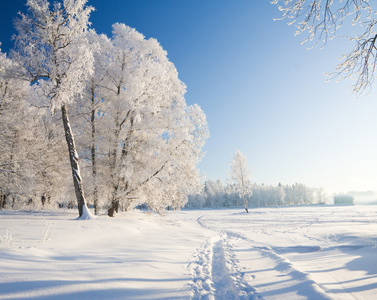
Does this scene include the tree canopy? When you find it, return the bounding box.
[0,0,208,216]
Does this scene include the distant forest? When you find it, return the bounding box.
[186,181,327,208]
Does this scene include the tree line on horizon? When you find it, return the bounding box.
[186,180,327,209]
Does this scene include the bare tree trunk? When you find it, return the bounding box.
[90,101,98,214]
[108,127,132,217]
[107,198,119,217]
[107,126,120,217]
[241,179,248,213]
[61,102,87,217]
[244,195,248,213]
[0,191,6,209]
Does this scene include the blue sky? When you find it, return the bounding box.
[1,0,377,195]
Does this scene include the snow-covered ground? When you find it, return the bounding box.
[1,206,377,299]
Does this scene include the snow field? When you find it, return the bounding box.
[0,210,213,299]
[1,206,377,299]
[196,206,377,299]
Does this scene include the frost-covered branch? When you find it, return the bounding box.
[272,0,377,95]
[332,25,377,94]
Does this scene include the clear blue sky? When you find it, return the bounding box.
[1,0,377,195]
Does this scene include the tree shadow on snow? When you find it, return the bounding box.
[0,278,188,300]
[317,244,377,276]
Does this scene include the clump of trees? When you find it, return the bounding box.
[0,0,208,217]
[186,181,328,209]
[186,149,327,209]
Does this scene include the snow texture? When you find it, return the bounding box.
[1,205,377,299]
[76,204,96,220]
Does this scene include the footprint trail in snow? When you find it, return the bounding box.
[189,233,262,299]
[191,213,333,300]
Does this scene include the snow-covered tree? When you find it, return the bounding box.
[187,180,325,209]
[0,2,208,216]
[72,30,108,214]
[204,180,226,207]
[0,51,32,208]
[224,183,242,207]
[75,24,208,216]
[283,183,315,205]
[0,47,70,210]
[229,149,252,213]
[186,191,206,208]
[31,113,71,208]
[252,184,285,207]
[272,0,376,95]
[10,0,95,217]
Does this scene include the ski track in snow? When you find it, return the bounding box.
[193,214,332,300]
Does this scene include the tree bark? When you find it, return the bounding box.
[241,176,248,213]
[90,99,98,214]
[244,196,249,213]
[107,199,119,217]
[61,102,87,217]
[107,113,132,217]
[108,127,121,217]
[0,192,6,209]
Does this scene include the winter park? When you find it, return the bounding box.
[2,0,377,299]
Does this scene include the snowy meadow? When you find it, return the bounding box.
[1,205,377,300]
[2,1,377,299]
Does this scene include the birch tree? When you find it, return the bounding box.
[272,0,377,95]
[82,24,208,216]
[10,0,95,217]
[229,149,251,213]
[73,30,108,215]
